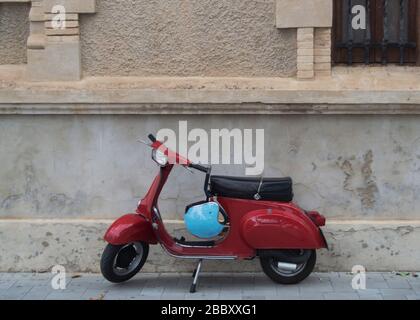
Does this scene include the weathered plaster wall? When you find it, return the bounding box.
[1,114,420,220]
[80,0,296,77]
[0,3,30,65]
[1,220,419,272]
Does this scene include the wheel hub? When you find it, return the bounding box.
[270,250,310,277]
[116,245,137,268]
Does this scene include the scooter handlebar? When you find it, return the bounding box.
[148,134,157,143]
[189,163,209,173]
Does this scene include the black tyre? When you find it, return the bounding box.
[100,242,149,283]
[260,250,316,285]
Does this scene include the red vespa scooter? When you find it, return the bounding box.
[101,134,328,293]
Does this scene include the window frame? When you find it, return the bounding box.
[332,0,420,65]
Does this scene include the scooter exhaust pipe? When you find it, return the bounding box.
[277,262,298,271]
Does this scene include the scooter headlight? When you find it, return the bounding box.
[152,149,168,167]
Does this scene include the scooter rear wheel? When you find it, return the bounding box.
[100,242,149,283]
[260,249,316,285]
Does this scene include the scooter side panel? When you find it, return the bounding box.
[104,214,158,245]
[241,209,327,249]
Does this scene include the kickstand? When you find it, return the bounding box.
[190,259,203,293]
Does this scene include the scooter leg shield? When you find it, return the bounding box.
[104,214,158,245]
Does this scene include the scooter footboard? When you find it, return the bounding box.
[104,214,158,245]
[241,209,327,250]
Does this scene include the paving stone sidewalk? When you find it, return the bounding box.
[1,272,420,300]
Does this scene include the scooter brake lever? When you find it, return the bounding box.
[138,139,152,147]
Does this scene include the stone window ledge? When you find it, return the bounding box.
[1,65,420,114]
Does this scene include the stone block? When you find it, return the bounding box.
[297,32,314,42]
[26,49,44,78]
[297,55,314,63]
[297,48,314,56]
[315,48,331,56]
[298,41,314,49]
[316,27,332,36]
[44,13,78,20]
[29,4,45,22]
[297,27,314,34]
[30,22,45,36]
[276,0,333,28]
[297,70,315,79]
[314,40,331,48]
[297,63,314,71]
[26,41,81,81]
[27,34,46,49]
[45,27,79,36]
[314,62,331,71]
[43,0,95,14]
[47,35,80,43]
[315,55,331,63]
[45,20,79,28]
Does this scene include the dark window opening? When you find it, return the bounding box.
[333,0,418,65]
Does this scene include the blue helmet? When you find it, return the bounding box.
[184,202,224,239]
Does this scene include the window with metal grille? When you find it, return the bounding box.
[333,0,419,65]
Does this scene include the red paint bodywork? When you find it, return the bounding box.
[104,139,328,258]
[306,211,326,227]
[104,214,157,245]
[239,206,325,249]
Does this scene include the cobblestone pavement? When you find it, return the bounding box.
[0,272,419,300]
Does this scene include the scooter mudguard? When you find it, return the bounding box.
[104,214,158,245]
[241,209,327,250]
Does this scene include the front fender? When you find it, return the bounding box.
[241,208,327,250]
[104,214,157,245]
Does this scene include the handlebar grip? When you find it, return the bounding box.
[190,163,208,173]
[148,134,157,143]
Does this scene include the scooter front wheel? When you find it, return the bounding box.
[260,249,316,285]
[100,242,149,283]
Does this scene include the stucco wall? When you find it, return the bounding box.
[1,113,420,272]
[80,0,296,77]
[0,3,30,65]
[1,114,420,221]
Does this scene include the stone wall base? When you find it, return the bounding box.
[1,219,419,273]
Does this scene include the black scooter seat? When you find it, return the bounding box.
[210,175,293,202]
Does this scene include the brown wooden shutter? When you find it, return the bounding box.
[333,0,418,64]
